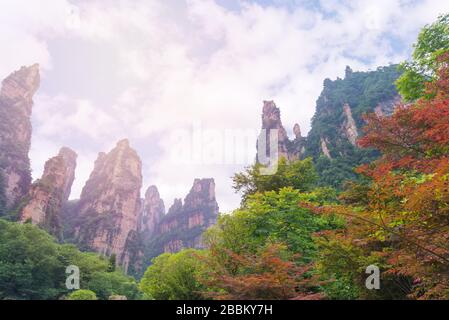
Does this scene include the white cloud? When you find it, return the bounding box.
[1,0,446,212]
[0,0,76,78]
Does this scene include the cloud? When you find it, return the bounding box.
[0,0,76,78]
[1,0,446,212]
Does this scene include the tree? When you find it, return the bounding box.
[359,52,449,169]
[204,244,323,300]
[67,290,98,300]
[87,271,140,300]
[315,54,449,299]
[0,219,65,299]
[232,157,318,204]
[202,187,343,300]
[107,254,116,272]
[205,187,342,266]
[0,173,6,216]
[0,219,139,300]
[396,14,449,101]
[139,249,209,300]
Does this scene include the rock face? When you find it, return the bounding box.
[0,64,40,211]
[304,65,402,188]
[375,96,401,117]
[256,101,306,164]
[20,147,77,238]
[320,137,332,159]
[72,139,142,272]
[140,185,165,238]
[342,103,359,147]
[146,178,219,259]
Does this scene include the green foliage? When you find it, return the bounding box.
[0,219,139,300]
[108,254,116,272]
[139,249,209,300]
[0,219,65,299]
[0,172,6,216]
[315,236,413,300]
[67,289,97,300]
[314,148,377,189]
[305,65,401,187]
[87,271,140,300]
[232,157,318,204]
[143,224,205,275]
[204,188,343,266]
[396,14,449,101]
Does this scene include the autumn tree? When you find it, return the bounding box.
[315,52,449,300]
[203,244,323,300]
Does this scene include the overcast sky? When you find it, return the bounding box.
[1,0,448,212]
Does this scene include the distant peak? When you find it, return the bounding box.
[293,123,302,139]
[58,147,77,160]
[145,185,160,198]
[116,139,130,148]
[1,64,40,101]
[262,100,278,113]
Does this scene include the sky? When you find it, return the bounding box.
[1,0,448,213]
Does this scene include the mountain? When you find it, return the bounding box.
[143,178,219,272]
[256,65,402,188]
[59,139,219,275]
[305,65,401,187]
[20,147,77,239]
[0,65,40,214]
[65,139,142,272]
[0,63,401,276]
[256,100,306,164]
[140,185,165,239]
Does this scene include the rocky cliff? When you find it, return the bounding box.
[144,178,219,263]
[20,147,77,238]
[0,64,40,212]
[254,66,401,188]
[303,65,402,187]
[140,185,165,238]
[256,101,306,164]
[70,139,142,272]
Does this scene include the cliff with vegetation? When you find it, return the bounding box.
[305,65,402,187]
[143,179,219,269]
[67,140,143,272]
[0,65,40,214]
[20,147,77,239]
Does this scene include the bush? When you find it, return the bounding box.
[67,290,98,300]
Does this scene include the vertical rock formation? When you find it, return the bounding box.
[257,101,290,163]
[342,103,359,146]
[290,123,307,159]
[320,137,332,159]
[147,178,219,258]
[73,139,142,272]
[141,185,165,238]
[0,64,40,211]
[304,65,402,188]
[293,123,302,139]
[256,101,306,163]
[20,147,77,238]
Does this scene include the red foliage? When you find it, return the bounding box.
[203,244,324,300]
[320,53,449,299]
